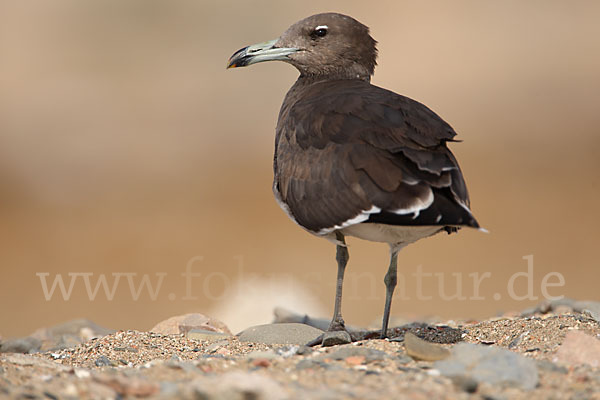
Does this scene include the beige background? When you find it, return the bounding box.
[1,0,599,337]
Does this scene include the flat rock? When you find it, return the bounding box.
[554,330,600,367]
[434,343,539,390]
[186,329,231,342]
[0,337,41,354]
[185,371,287,400]
[404,332,451,361]
[239,323,323,345]
[321,331,351,347]
[1,354,68,371]
[151,313,231,335]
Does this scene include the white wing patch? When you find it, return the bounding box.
[317,205,381,235]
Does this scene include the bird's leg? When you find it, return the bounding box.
[328,231,348,331]
[380,247,399,338]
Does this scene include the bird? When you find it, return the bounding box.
[227,13,481,341]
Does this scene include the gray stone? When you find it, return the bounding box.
[295,345,313,356]
[187,329,231,342]
[321,331,351,347]
[434,343,539,390]
[95,355,114,367]
[0,336,41,353]
[238,323,323,345]
[404,332,451,361]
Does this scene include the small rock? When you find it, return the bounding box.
[555,330,600,367]
[239,323,323,345]
[0,336,41,353]
[434,343,539,390]
[95,355,114,367]
[296,345,313,356]
[246,350,279,361]
[187,329,231,342]
[321,331,351,347]
[508,332,528,349]
[151,313,232,335]
[404,332,451,361]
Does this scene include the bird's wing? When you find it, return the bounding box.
[274,80,478,234]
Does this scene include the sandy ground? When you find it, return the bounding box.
[1,309,599,399]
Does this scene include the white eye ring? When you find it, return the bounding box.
[315,25,329,31]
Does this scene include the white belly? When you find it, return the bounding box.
[340,223,443,245]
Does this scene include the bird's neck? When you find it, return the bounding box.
[296,73,371,85]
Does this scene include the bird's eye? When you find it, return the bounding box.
[311,26,328,39]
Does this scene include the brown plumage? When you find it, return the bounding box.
[228,12,481,342]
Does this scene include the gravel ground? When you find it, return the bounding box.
[1,310,600,399]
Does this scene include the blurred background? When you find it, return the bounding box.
[1,0,599,337]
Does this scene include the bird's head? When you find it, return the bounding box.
[227,13,378,81]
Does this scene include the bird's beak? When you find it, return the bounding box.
[227,39,299,69]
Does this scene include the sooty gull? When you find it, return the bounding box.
[228,13,482,341]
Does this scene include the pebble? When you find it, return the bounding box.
[555,330,600,367]
[95,355,114,367]
[434,343,539,390]
[238,323,323,345]
[246,350,280,361]
[404,332,451,361]
[295,345,313,356]
[321,331,351,347]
